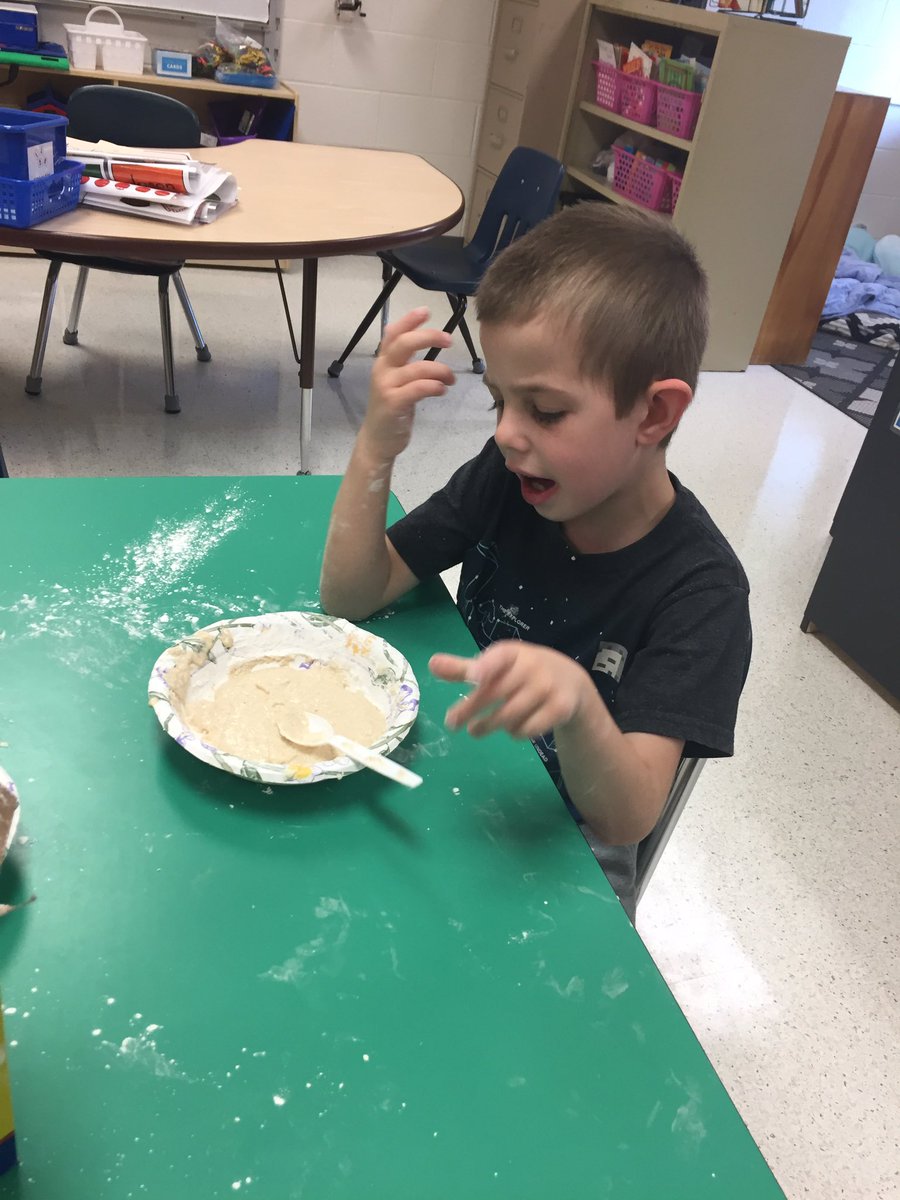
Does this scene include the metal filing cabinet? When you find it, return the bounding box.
[466,0,584,238]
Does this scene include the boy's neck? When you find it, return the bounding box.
[563,454,675,555]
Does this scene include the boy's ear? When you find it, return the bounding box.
[636,379,693,446]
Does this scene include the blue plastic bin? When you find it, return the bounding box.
[0,158,83,229]
[0,107,67,181]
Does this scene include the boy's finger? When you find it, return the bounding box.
[381,327,453,367]
[468,689,545,739]
[429,652,481,684]
[445,687,499,731]
[392,380,449,408]
[381,307,430,345]
[389,361,455,390]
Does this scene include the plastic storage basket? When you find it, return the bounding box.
[656,83,702,140]
[619,72,657,125]
[63,6,147,74]
[0,108,67,181]
[0,159,83,229]
[613,147,677,214]
[670,170,683,210]
[592,61,658,127]
[208,97,267,146]
[592,60,622,112]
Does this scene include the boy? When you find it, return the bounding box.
[320,204,751,921]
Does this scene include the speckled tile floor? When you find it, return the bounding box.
[1,252,898,1199]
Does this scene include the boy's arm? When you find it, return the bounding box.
[430,642,683,844]
[320,309,455,621]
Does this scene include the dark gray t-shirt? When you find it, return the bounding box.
[388,438,751,918]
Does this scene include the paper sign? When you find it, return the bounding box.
[27,140,53,181]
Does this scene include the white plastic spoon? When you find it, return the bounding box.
[277,711,422,789]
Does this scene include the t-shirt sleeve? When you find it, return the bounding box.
[612,581,752,758]
[387,439,506,580]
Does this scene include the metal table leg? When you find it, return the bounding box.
[276,258,318,475]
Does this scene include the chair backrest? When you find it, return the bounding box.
[468,146,565,265]
[68,85,201,149]
[634,756,705,906]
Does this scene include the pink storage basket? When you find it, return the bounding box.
[592,60,621,112]
[669,171,683,212]
[592,61,657,127]
[613,147,677,214]
[619,73,657,126]
[656,83,702,140]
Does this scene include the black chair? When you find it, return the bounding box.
[327,146,565,378]
[25,86,211,415]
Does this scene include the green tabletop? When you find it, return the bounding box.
[0,477,784,1199]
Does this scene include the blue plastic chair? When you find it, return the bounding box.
[327,146,565,377]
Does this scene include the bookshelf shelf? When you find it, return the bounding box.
[578,99,693,152]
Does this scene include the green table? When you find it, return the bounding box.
[0,477,784,1199]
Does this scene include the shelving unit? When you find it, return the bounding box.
[0,62,297,135]
[558,0,850,370]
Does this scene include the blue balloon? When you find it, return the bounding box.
[874,233,900,277]
[845,224,877,262]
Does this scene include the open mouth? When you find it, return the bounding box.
[517,472,558,506]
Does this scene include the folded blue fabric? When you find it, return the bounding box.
[822,250,900,320]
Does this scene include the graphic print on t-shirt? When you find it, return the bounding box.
[459,541,533,642]
[459,539,564,801]
[592,641,628,682]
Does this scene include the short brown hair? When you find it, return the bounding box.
[475,202,708,424]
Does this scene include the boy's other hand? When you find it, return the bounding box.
[360,307,456,462]
[430,641,594,740]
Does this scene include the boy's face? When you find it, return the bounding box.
[481,316,650,534]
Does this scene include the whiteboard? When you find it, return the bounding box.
[50,0,271,26]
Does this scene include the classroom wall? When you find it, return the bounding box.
[801,0,900,240]
[271,0,496,210]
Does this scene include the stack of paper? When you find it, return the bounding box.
[67,138,238,225]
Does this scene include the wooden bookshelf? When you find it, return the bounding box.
[558,0,851,370]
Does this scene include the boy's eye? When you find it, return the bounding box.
[488,394,503,413]
[532,408,565,426]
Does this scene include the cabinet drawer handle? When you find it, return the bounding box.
[504,47,518,61]
[511,17,523,33]
[489,133,505,150]
[497,105,508,122]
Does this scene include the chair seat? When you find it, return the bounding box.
[35,250,183,277]
[383,236,488,297]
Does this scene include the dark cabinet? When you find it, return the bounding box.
[802,361,900,699]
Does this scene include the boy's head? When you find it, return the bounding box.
[475,202,708,444]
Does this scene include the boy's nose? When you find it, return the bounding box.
[494,408,528,455]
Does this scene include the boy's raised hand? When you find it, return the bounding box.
[429,641,595,740]
[360,307,456,462]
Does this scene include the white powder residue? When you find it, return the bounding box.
[0,491,286,671]
[101,1026,192,1082]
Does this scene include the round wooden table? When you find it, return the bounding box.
[0,139,465,472]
